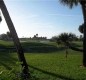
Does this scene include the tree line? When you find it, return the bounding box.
[0,32,12,41]
[51,33,83,42]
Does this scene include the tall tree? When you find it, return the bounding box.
[0,0,30,79]
[59,0,86,67]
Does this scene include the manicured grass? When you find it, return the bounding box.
[0,40,13,46]
[26,50,85,80]
[0,50,85,80]
[0,40,85,80]
[0,40,59,53]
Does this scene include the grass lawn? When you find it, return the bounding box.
[26,50,85,80]
[0,50,85,80]
[0,40,85,80]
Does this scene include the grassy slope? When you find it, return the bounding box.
[0,40,85,80]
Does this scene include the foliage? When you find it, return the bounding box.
[78,23,84,33]
[51,33,78,46]
[79,35,83,41]
[50,36,58,42]
[59,0,80,8]
[57,33,75,44]
[0,32,12,41]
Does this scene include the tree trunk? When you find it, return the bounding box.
[65,46,68,59]
[0,0,30,79]
[80,1,86,67]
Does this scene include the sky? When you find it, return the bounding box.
[0,0,84,39]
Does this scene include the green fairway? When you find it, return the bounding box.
[0,51,85,80]
[26,51,85,80]
[0,40,85,80]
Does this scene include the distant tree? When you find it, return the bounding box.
[33,35,37,40]
[52,33,77,59]
[79,35,83,41]
[50,36,58,42]
[57,33,77,58]
[57,33,70,45]
[0,32,13,41]
[51,33,77,44]
[36,34,38,37]
[0,33,8,40]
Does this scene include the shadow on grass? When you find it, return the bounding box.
[0,51,17,70]
[0,46,66,53]
[21,42,66,53]
[29,65,75,80]
[0,41,82,53]
[23,47,66,53]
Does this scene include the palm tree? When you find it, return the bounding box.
[57,33,70,59]
[56,33,77,58]
[0,0,30,79]
[59,0,86,67]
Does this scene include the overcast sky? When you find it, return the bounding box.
[0,0,83,38]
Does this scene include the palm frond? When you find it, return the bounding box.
[59,0,80,8]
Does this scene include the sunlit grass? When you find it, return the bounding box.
[25,50,85,80]
[0,40,85,80]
